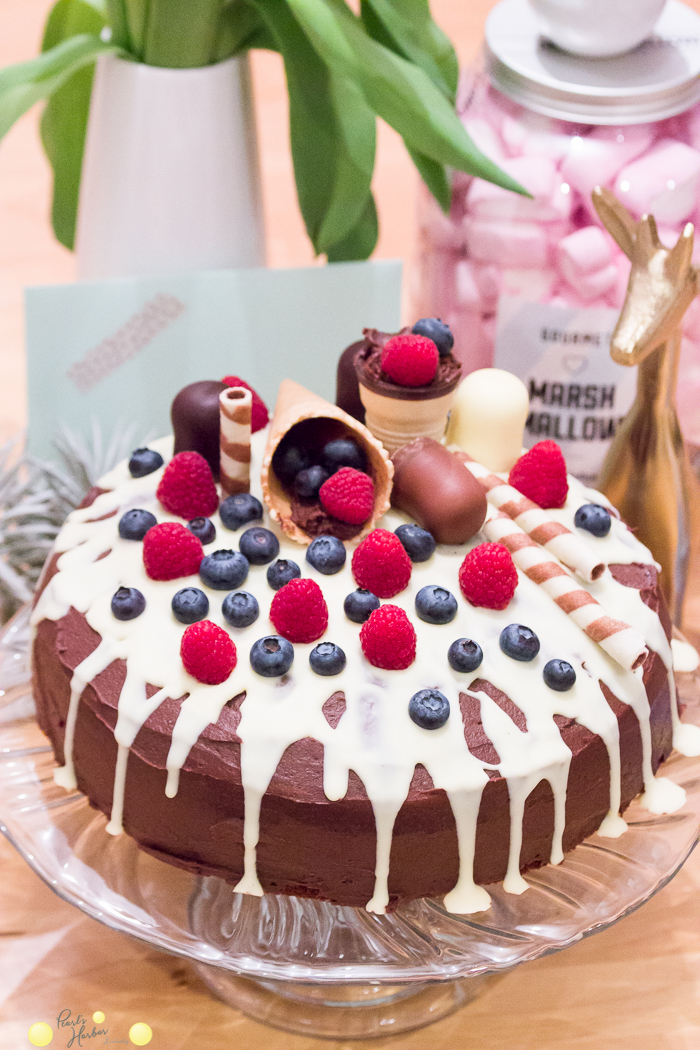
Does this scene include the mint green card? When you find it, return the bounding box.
[25,260,402,459]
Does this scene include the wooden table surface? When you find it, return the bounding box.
[3,2,700,1047]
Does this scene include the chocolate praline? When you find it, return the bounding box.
[172,381,227,478]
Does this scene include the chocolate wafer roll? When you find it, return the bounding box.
[452,450,605,584]
[219,387,252,496]
[483,509,648,672]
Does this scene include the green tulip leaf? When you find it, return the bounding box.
[0,35,120,141]
[250,0,376,255]
[360,0,458,102]
[214,0,276,60]
[326,192,378,262]
[285,0,527,199]
[40,0,109,249]
[406,145,451,212]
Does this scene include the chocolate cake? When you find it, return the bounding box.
[30,364,691,916]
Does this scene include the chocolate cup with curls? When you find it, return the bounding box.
[261,379,393,545]
[353,330,462,455]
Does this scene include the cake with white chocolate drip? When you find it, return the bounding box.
[30,349,699,914]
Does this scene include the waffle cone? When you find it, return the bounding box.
[262,379,393,544]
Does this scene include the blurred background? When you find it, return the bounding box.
[0,0,495,446]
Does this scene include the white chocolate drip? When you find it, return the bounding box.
[33,433,693,914]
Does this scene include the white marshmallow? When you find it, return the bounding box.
[467,155,573,224]
[556,226,612,278]
[463,217,551,268]
[560,124,654,204]
[614,139,700,224]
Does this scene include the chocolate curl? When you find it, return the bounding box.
[451,449,605,585]
[484,509,648,673]
[219,387,252,496]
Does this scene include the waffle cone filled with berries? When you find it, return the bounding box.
[261,379,393,545]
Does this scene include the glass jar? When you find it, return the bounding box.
[418,0,700,483]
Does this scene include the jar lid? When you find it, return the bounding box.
[485,0,700,124]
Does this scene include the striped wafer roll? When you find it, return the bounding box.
[451,450,605,584]
[484,509,648,672]
[219,387,252,496]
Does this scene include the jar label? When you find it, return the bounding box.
[493,297,636,485]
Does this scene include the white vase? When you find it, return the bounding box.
[75,54,265,280]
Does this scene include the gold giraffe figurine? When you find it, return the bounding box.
[592,185,700,623]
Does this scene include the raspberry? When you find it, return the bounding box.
[181,620,237,684]
[458,542,518,610]
[360,605,416,670]
[380,334,438,387]
[157,451,219,519]
[269,577,329,643]
[222,375,269,433]
[319,467,375,524]
[352,529,412,599]
[508,440,569,509]
[143,522,204,581]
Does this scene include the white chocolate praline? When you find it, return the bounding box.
[32,430,694,915]
[446,369,529,472]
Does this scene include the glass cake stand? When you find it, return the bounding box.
[2,606,700,1039]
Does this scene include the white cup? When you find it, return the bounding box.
[528,0,667,57]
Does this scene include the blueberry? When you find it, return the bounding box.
[188,516,216,544]
[272,443,312,484]
[250,635,294,677]
[344,588,380,623]
[239,526,280,565]
[415,584,457,625]
[500,624,540,662]
[574,503,611,538]
[267,558,301,590]
[199,549,249,590]
[219,493,263,531]
[172,587,209,624]
[222,590,259,628]
[543,658,576,692]
[321,438,367,475]
[111,587,146,621]
[409,688,450,729]
[118,508,157,541]
[306,535,346,575]
[309,642,347,676]
[128,447,164,478]
[448,638,483,673]
[411,318,454,356]
[294,465,329,499]
[394,523,436,562]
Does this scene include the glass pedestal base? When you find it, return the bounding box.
[2,606,700,1039]
[193,966,499,1038]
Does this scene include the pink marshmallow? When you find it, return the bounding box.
[446,309,496,372]
[604,253,632,309]
[556,226,612,279]
[463,116,507,163]
[683,295,700,343]
[455,260,501,310]
[560,124,654,204]
[570,264,619,301]
[500,267,557,301]
[464,217,551,268]
[614,139,700,224]
[466,155,572,223]
[676,337,700,444]
[500,112,571,162]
